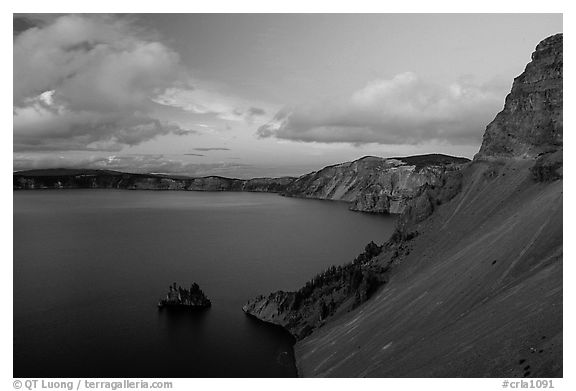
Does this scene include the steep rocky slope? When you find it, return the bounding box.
[283,154,469,214]
[294,158,562,377]
[244,33,562,377]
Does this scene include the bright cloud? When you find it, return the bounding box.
[13,14,193,152]
[257,72,506,145]
[154,86,269,123]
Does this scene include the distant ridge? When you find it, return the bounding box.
[14,168,127,177]
[14,153,470,215]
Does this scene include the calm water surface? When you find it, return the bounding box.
[14,190,396,377]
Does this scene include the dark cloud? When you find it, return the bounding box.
[13,14,191,152]
[257,72,507,146]
[247,107,266,117]
[13,14,59,36]
[13,16,39,36]
[14,101,196,152]
[183,153,205,157]
[193,147,231,151]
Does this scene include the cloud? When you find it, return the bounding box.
[193,147,231,151]
[256,72,506,145]
[183,153,205,157]
[154,87,269,123]
[14,154,252,178]
[13,14,192,152]
[248,107,266,116]
[13,15,42,36]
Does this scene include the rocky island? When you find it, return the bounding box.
[158,282,211,309]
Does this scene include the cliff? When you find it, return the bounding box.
[244,33,563,377]
[476,33,562,159]
[283,154,469,214]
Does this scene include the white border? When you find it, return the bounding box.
[3,2,572,390]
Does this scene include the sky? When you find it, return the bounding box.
[13,13,562,178]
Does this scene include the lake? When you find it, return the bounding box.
[13,190,396,377]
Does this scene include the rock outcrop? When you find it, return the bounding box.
[476,33,562,159]
[283,154,469,214]
[244,33,563,377]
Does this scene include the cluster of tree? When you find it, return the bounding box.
[353,241,383,265]
[291,241,386,315]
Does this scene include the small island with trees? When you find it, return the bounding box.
[158,282,212,309]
